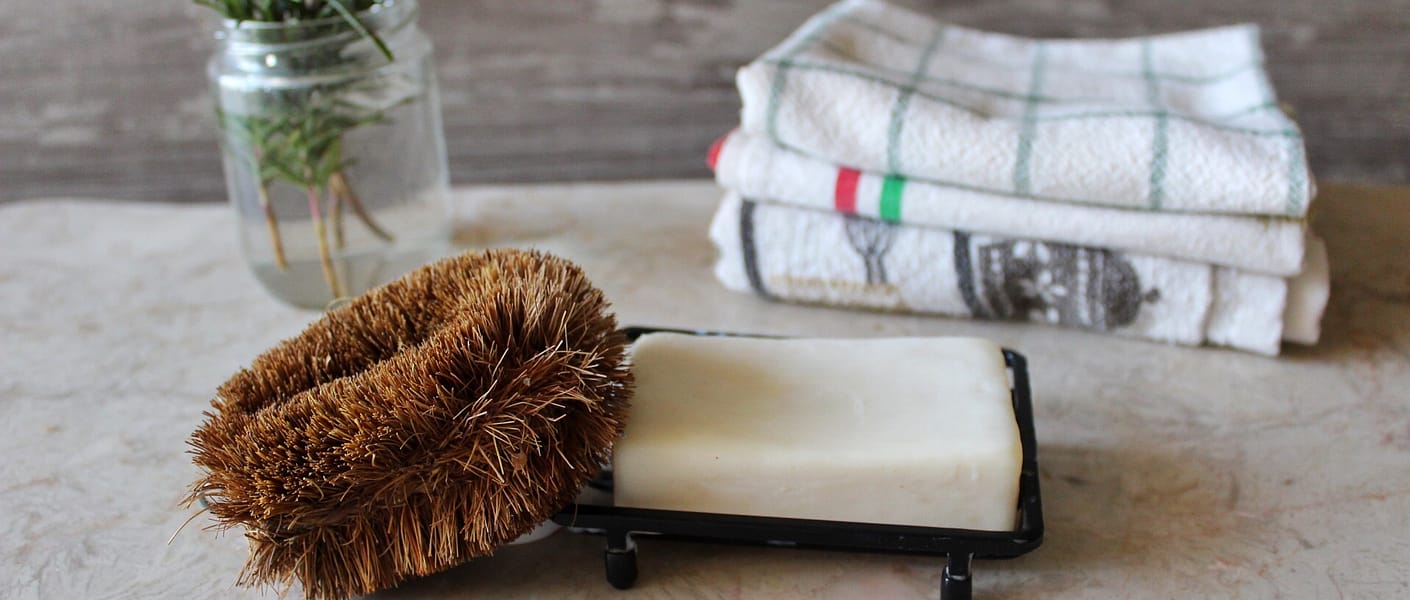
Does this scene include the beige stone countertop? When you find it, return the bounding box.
[3,181,1408,599]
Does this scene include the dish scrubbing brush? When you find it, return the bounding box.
[184,249,633,600]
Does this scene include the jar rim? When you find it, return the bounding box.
[216,0,417,44]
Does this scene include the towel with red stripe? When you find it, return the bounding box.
[705,0,1329,354]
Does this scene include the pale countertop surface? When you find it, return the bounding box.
[2,180,1408,599]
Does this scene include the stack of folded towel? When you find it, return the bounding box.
[707,0,1330,355]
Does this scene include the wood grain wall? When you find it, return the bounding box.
[2,0,1408,203]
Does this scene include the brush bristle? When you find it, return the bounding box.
[186,249,633,600]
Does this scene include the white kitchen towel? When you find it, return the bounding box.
[711,129,1307,275]
[737,0,1313,217]
[1280,237,1329,345]
[711,194,1327,355]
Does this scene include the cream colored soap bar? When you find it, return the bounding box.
[613,333,1022,531]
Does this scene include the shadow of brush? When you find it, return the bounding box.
[369,531,617,599]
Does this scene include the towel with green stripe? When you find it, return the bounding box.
[737,0,1313,217]
[710,194,1329,355]
[710,129,1307,276]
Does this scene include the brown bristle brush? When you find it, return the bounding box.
[184,248,633,600]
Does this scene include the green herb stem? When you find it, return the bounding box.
[329,187,346,250]
[330,170,395,243]
[326,0,394,61]
[256,180,289,269]
[306,180,344,299]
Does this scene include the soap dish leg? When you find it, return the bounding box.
[941,553,972,600]
[604,531,638,590]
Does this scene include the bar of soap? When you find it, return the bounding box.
[612,333,1022,531]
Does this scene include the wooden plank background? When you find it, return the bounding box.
[2,0,1408,203]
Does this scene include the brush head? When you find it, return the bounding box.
[187,249,633,600]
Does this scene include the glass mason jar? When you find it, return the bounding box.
[210,0,451,309]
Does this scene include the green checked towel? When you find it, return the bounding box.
[737,0,1314,217]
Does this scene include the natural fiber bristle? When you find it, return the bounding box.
[186,249,632,600]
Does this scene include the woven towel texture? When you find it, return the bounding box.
[736,0,1312,216]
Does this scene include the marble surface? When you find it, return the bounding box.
[2,181,1408,599]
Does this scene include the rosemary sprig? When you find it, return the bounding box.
[222,102,397,297]
[218,110,288,269]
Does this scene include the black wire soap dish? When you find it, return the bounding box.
[552,327,1045,600]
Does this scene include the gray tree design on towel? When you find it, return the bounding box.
[843,214,898,285]
[955,232,1156,331]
